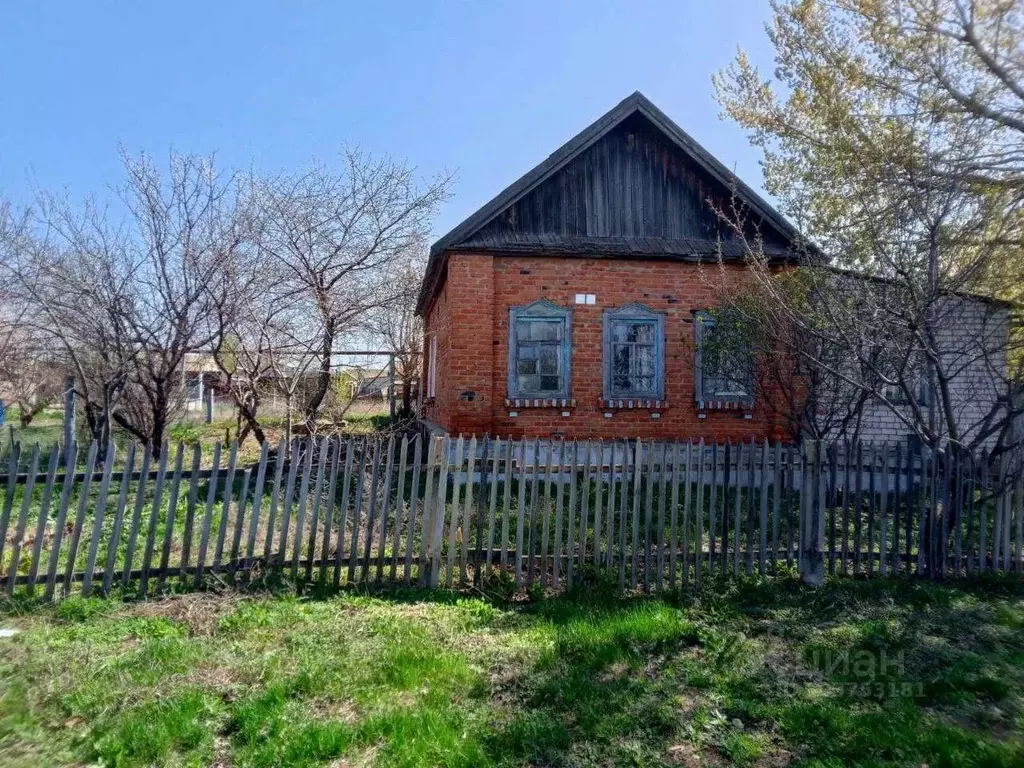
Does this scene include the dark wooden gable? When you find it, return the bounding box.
[462,111,789,253]
[418,92,804,313]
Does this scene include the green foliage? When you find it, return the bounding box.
[169,421,201,445]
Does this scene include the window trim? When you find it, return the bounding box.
[507,299,572,400]
[427,334,437,400]
[602,303,666,400]
[694,310,755,406]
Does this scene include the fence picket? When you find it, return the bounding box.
[759,440,769,575]
[428,435,450,588]
[81,443,117,596]
[138,444,169,598]
[0,443,24,575]
[655,441,668,591]
[459,436,478,588]
[682,441,693,588]
[402,435,424,585]
[496,438,511,572]
[827,444,837,574]
[630,440,642,590]
[213,442,239,570]
[591,439,605,571]
[375,436,398,586]
[410,437,434,587]
[6,444,41,595]
[668,440,681,589]
[227,469,252,585]
[388,435,410,584]
[193,442,222,588]
[552,439,566,589]
[246,441,271,574]
[299,436,327,584]
[720,442,730,577]
[156,444,186,594]
[444,436,465,588]
[539,439,556,589]
[178,444,203,584]
[577,441,591,579]
[44,442,83,600]
[26,445,61,596]
[706,442,717,579]
[289,438,319,583]
[262,439,287,565]
[643,441,656,591]
[513,440,527,587]
[484,437,500,578]
[123,445,153,589]
[695,440,705,590]
[746,440,756,575]
[605,440,618,573]
[617,441,630,590]
[334,437,357,587]
[416,437,440,588]
[565,442,579,589]
[61,442,102,598]
[733,443,742,577]
[526,439,542,587]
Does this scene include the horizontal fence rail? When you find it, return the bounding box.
[0,435,1020,601]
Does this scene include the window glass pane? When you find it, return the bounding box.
[539,345,559,375]
[627,323,654,343]
[635,345,654,376]
[517,374,539,392]
[517,358,537,376]
[612,345,630,376]
[540,375,560,391]
[517,344,537,361]
[521,320,561,341]
[612,321,629,343]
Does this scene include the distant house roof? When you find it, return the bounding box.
[417,91,806,314]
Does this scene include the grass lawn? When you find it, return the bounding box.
[0,575,1022,767]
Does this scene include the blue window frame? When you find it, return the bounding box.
[694,310,755,404]
[508,299,572,399]
[603,303,665,400]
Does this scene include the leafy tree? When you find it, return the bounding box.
[713,0,1024,453]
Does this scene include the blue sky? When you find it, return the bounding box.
[0,1,777,239]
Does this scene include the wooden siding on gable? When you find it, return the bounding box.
[463,113,787,251]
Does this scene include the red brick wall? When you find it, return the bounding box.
[422,254,495,435]
[423,251,788,442]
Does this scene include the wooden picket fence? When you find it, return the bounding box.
[0,435,1021,602]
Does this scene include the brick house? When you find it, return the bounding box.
[415,92,812,441]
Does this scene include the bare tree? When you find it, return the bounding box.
[366,261,424,418]
[251,149,451,432]
[0,151,247,454]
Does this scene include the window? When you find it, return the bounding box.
[882,376,933,407]
[427,334,437,399]
[603,304,665,399]
[695,310,755,404]
[508,300,572,399]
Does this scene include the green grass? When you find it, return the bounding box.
[1,577,1023,767]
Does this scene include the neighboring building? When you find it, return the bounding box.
[416,92,803,441]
